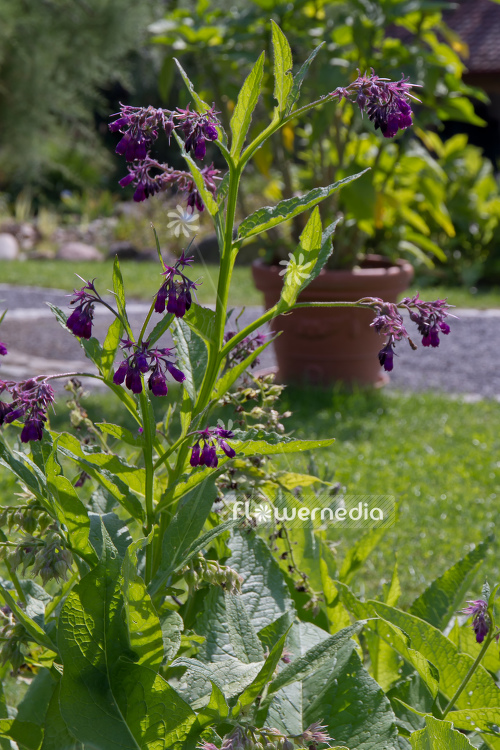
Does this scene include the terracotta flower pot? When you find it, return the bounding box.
[251,254,414,386]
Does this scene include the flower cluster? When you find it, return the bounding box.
[183,552,243,595]
[190,426,236,468]
[366,294,452,372]
[66,279,100,340]
[155,250,199,317]
[335,70,420,138]
[0,378,55,442]
[461,599,491,644]
[199,722,333,750]
[224,331,269,368]
[7,531,72,585]
[113,340,185,396]
[0,342,7,358]
[110,103,221,210]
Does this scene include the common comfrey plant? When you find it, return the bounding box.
[0,25,496,750]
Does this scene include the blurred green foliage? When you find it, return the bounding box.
[0,0,157,194]
[151,0,500,281]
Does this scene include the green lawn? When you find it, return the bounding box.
[279,387,500,603]
[1,259,500,308]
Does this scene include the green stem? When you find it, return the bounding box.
[442,632,494,718]
[139,391,155,584]
[138,299,157,345]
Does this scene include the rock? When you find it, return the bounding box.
[17,222,38,250]
[56,241,103,261]
[107,241,142,261]
[0,233,19,260]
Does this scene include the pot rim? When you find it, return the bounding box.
[252,254,413,279]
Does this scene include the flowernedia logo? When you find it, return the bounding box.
[167,204,200,237]
[229,494,395,529]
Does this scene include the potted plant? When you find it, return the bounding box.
[151,0,483,384]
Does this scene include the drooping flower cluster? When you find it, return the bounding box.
[224,330,269,368]
[190,426,236,468]
[198,721,333,750]
[155,250,199,317]
[335,70,420,138]
[365,294,452,372]
[66,279,100,340]
[0,378,55,442]
[110,103,221,210]
[113,340,185,396]
[461,599,491,644]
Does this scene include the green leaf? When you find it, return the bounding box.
[173,518,241,572]
[96,421,142,446]
[409,537,492,630]
[148,312,174,347]
[174,58,212,114]
[56,432,145,522]
[268,622,364,695]
[0,438,43,498]
[101,316,124,379]
[16,668,57,725]
[173,131,218,216]
[58,530,196,749]
[404,230,447,262]
[171,656,262,706]
[160,609,183,664]
[271,21,293,117]
[122,539,165,671]
[230,428,335,458]
[89,511,132,560]
[230,52,265,158]
[233,630,289,714]
[112,255,129,327]
[46,450,97,564]
[0,583,57,653]
[172,318,208,402]
[446,708,500,735]
[369,601,500,712]
[287,42,324,114]
[47,303,103,370]
[410,716,475,748]
[308,647,399,749]
[277,214,338,311]
[0,720,43,750]
[40,683,81,750]
[183,303,217,345]
[237,173,367,240]
[149,477,218,596]
[225,591,265,664]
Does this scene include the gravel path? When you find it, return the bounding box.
[0,284,499,397]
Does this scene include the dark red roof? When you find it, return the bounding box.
[446,0,500,73]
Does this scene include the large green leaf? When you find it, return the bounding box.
[122,541,165,671]
[230,52,265,158]
[237,174,367,241]
[270,21,293,117]
[56,432,145,521]
[101,315,124,379]
[410,716,475,748]
[304,645,399,749]
[182,303,217,345]
[225,591,265,664]
[149,477,218,596]
[233,630,289,714]
[16,668,57,726]
[46,449,97,564]
[41,684,81,750]
[172,319,208,402]
[369,600,500,729]
[171,656,262,706]
[408,538,492,630]
[58,529,196,750]
[446,708,500,735]
[230,428,335,458]
[0,720,43,750]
